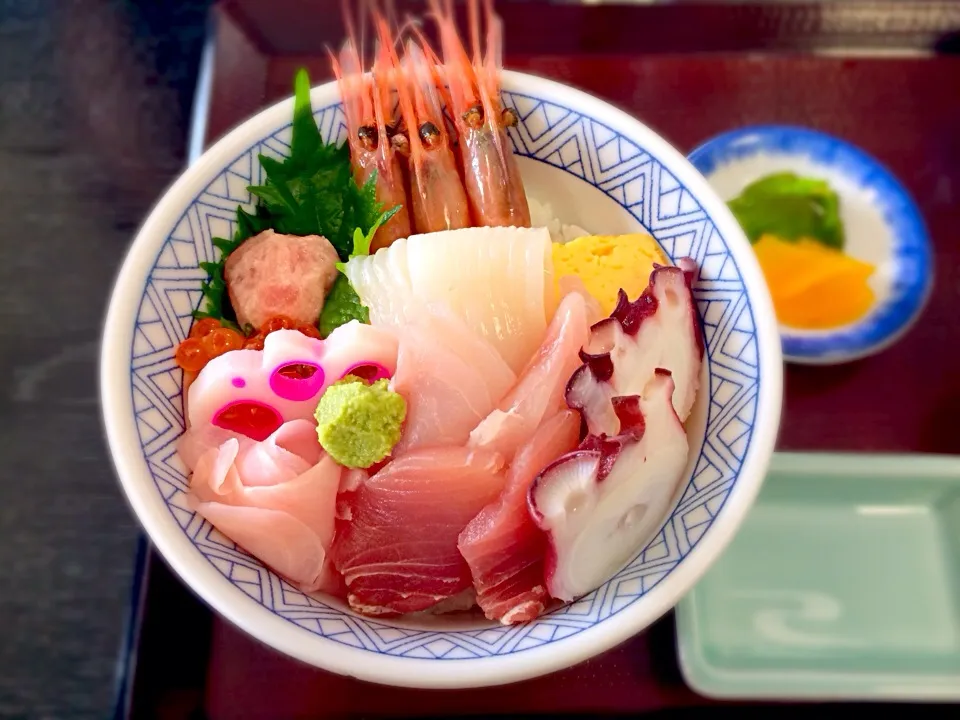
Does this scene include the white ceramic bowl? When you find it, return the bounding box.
[101,71,783,688]
[689,125,933,365]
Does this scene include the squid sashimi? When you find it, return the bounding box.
[331,447,506,615]
[468,293,590,461]
[184,420,342,593]
[390,305,516,454]
[459,409,580,624]
[344,226,554,373]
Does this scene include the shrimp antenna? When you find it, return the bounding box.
[374,9,423,185]
[341,0,358,65]
[468,0,482,67]
[406,22,458,137]
[484,0,502,74]
[383,0,400,36]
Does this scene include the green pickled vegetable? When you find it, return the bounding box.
[727,172,844,250]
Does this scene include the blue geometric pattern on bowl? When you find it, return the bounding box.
[129,91,759,659]
[688,124,932,363]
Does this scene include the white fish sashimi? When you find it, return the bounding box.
[390,305,516,455]
[344,226,554,374]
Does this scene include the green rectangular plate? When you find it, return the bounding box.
[676,452,960,701]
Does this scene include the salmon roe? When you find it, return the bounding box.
[296,323,322,339]
[176,316,323,373]
[262,315,297,333]
[175,337,208,373]
[189,317,222,339]
[244,332,266,351]
[201,327,244,359]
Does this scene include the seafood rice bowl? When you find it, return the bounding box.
[101,3,782,688]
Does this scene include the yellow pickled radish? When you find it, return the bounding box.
[752,233,876,330]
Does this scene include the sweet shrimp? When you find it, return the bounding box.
[373,13,470,234]
[429,0,530,229]
[330,10,411,252]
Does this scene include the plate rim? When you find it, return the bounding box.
[675,450,960,702]
[687,123,934,367]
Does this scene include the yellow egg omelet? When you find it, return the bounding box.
[552,233,669,315]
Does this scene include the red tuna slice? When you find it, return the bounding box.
[224,229,340,330]
[468,292,590,462]
[331,447,507,616]
[459,409,580,624]
[530,371,689,602]
[566,259,703,436]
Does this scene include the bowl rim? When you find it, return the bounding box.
[687,123,934,366]
[100,69,783,688]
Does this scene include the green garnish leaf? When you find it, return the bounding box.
[335,200,402,272]
[318,274,371,338]
[242,68,392,261]
[323,190,402,333]
[727,172,844,250]
[192,67,401,330]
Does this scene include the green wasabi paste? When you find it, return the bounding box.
[314,375,406,469]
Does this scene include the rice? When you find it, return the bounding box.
[528,196,591,244]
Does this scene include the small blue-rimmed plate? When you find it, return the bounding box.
[689,125,933,365]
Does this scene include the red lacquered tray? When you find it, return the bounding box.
[124,2,960,717]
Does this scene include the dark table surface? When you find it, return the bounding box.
[0,1,211,717]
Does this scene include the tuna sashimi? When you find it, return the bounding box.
[185,420,342,593]
[344,226,555,373]
[468,293,589,461]
[459,410,580,624]
[390,306,516,454]
[224,229,340,330]
[332,447,506,615]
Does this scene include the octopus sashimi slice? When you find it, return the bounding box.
[344,226,554,374]
[331,447,506,616]
[468,292,590,461]
[390,307,516,455]
[459,410,581,624]
[185,420,342,593]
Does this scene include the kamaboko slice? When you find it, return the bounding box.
[344,226,554,374]
[529,370,689,602]
[566,259,704,435]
